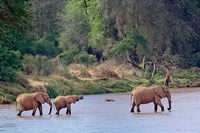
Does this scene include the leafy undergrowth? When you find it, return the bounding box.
[1,62,199,104]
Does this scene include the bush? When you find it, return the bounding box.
[77,52,96,66]
[0,46,22,82]
[22,55,58,76]
[58,48,79,66]
[46,79,75,97]
[16,72,30,88]
[35,55,50,76]
[22,54,36,75]
[92,65,118,79]
[46,85,59,98]
[144,70,151,80]
[31,35,60,57]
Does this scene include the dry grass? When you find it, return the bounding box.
[28,79,47,87]
[66,60,142,80]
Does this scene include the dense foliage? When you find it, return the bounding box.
[0,46,22,81]
[0,0,200,83]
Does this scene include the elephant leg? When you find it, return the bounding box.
[32,103,38,116]
[55,111,60,115]
[32,108,37,116]
[66,104,71,115]
[130,102,136,112]
[66,108,68,115]
[156,102,164,111]
[17,110,23,116]
[159,104,164,111]
[155,97,164,111]
[17,106,24,116]
[55,106,60,115]
[38,103,43,115]
[154,102,158,112]
[136,105,141,112]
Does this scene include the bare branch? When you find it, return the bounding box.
[150,57,174,81]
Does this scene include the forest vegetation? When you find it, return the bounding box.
[0,0,200,104]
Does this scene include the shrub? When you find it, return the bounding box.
[58,48,79,66]
[22,55,58,76]
[22,54,36,75]
[77,52,96,66]
[0,46,22,82]
[92,65,118,79]
[80,67,91,78]
[16,72,30,88]
[46,85,59,98]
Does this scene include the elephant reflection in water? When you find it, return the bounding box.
[130,85,172,112]
[53,95,84,115]
[16,92,52,116]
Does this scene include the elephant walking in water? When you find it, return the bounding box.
[130,85,172,112]
[53,95,84,115]
[16,92,52,116]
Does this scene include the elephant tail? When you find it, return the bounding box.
[130,94,134,105]
[52,102,56,110]
[16,101,17,111]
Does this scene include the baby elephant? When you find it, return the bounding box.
[130,85,172,112]
[53,95,84,115]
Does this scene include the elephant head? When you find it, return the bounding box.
[65,95,84,104]
[155,85,172,110]
[34,92,52,114]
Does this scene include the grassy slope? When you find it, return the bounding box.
[0,61,199,104]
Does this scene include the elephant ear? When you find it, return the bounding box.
[65,96,76,104]
[161,85,169,93]
[42,93,49,100]
[155,86,166,98]
[34,92,45,104]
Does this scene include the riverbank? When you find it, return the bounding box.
[0,63,199,104]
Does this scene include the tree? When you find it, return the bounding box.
[0,0,32,54]
[59,0,90,51]
[0,0,31,81]
[29,0,66,57]
[99,0,200,68]
[113,29,148,68]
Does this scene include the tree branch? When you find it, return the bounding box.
[191,49,200,54]
[150,57,174,81]
[83,0,88,15]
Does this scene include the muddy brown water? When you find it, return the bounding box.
[0,87,200,133]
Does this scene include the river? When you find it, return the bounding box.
[0,87,200,133]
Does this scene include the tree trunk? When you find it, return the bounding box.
[142,56,146,69]
[150,63,157,81]
[164,65,174,86]
[116,16,126,39]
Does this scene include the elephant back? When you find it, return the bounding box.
[53,96,67,108]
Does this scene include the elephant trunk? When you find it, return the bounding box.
[167,94,172,111]
[79,96,84,100]
[48,100,52,115]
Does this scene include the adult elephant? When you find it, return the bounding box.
[16,92,52,116]
[130,85,172,112]
[53,95,84,115]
